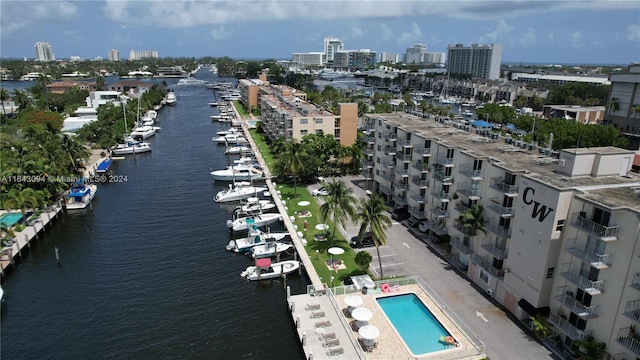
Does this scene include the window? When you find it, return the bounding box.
[315,130,324,135]
[314,118,323,124]
[546,267,554,279]
[555,220,565,232]
[300,118,308,124]
[479,269,489,283]
[300,130,308,136]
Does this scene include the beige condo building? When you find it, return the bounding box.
[363,112,640,360]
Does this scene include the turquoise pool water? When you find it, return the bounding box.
[0,212,24,227]
[376,293,451,355]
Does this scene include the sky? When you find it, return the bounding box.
[1,0,639,65]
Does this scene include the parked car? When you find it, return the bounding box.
[350,233,375,248]
[407,216,420,227]
[418,220,429,233]
[312,187,329,197]
[391,206,410,220]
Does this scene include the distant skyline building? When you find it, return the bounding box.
[404,43,427,64]
[379,52,399,63]
[323,38,343,65]
[291,52,324,67]
[424,52,446,66]
[34,41,55,61]
[128,50,159,61]
[333,49,377,69]
[108,49,120,62]
[603,63,640,140]
[447,43,503,80]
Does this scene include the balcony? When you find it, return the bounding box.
[410,191,426,203]
[431,207,450,218]
[414,147,432,156]
[624,299,640,322]
[398,139,413,147]
[431,189,451,202]
[485,220,512,239]
[383,146,397,156]
[433,171,454,185]
[571,212,619,241]
[411,176,429,188]
[559,263,605,295]
[564,237,610,269]
[548,312,591,340]
[481,238,508,259]
[487,198,514,218]
[472,255,505,278]
[436,156,455,167]
[412,160,428,172]
[364,148,374,157]
[450,236,473,255]
[378,183,392,195]
[455,201,470,213]
[364,135,375,144]
[396,153,412,162]
[426,219,448,236]
[395,167,410,177]
[632,273,640,291]
[490,177,519,197]
[409,206,426,219]
[617,327,640,356]
[457,183,481,200]
[362,160,374,169]
[381,159,395,168]
[459,165,484,180]
[380,172,394,182]
[383,133,397,142]
[393,194,408,207]
[453,220,477,236]
[554,286,599,319]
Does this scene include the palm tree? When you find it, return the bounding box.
[630,103,640,118]
[458,204,486,236]
[60,134,90,174]
[0,88,9,116]
[277,140,307,198]
[607,97,620,114]
[0,221,16,246]
[319,179,357,246]
[572,336,606,360]
[353,195,392,280]
[12,89,31,112]
[3,188,42,226]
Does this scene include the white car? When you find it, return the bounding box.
[312,187,329,197]
[418,220,429,233]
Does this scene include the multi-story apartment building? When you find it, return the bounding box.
[333,49,377,69]
[379,52,399,64]
[34,41,55,61]
[259,84,357,146]
[238,78,265,113]
[292,52,324,67]
[511,73,610,87]
[424,52,446,66]
[108,49,120,62]
[404,43,427,64]
[603,63,640,141]
[128,50,159,60]
[323,38,343,65]
[447,43,503,80]
[363,112,640,360]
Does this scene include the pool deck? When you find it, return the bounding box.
[288,283,486,360]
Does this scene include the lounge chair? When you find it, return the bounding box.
[314,320,332,328]
[327,346,344,356]
[323,338,340,347]
[305,303,321,311]
[318,332,336,340]
[310,311,325,318]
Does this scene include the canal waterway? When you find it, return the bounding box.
[0,70,307,359]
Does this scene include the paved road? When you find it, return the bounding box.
[310,175,556,360]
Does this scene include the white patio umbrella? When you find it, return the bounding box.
[358,325,380,346]
[352,307,373,328]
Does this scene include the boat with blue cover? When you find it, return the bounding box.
[95,158,113,173]
[64,179,97,210]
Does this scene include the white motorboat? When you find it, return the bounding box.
[250,241,293,259]
[240,259,300,281]
[214,182,267,203]
[212,134,247,144]
[217,127,240,136]
[226,227,289,253]
[64,180,97,210]
[208,102,219,107]
[111,139,152,155]
[210,158,263,182]
[225,145,252,155]
[141,110,157,125]
[235,197,275,214]
[177,77,208,86]
[165,90,177,105]
[227,213,282,232]
[130,125,156,139]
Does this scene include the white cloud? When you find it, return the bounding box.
[628,24,640,41]
[397,22,422,45]
[351,26,364,38]
[211,26,232,40]
[380,24,393,41]
[1,1,78,34]
[569,31,583,48]
[479,19,514,43]
[518,28,536,46]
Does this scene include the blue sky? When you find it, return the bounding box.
[1,0,639,64]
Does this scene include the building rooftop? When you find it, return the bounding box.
[261,85,335,118]
[367,113,640,208]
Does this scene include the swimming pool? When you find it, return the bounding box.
[376,293,452,355]
[0,212,24,227]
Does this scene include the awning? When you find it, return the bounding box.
[255,258,271,268]
[518,298,550,317]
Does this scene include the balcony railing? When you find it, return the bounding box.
[459,165,484,180]
[414,147,432,156]
[378,183,392,195]
[485,220,512,239]
[617,327,640,356]
[396,153,412,162]
[571,212,619,241]
[395,168,410,177]
[472,255,505,278]
[381,159,395,168]
[384,146,397,155]
[398,139,413,147]
[453,221,477,236]
[481,238,508,259]
[409,206,426,219]
[364,149,374,157]
[433,171,454,184]
[426,220,448,235]
[455,201,470,213]
[624,299,640,322]
[431,190,451,202]
[396,181,409,190]
[564,237,610,269]
[457,184,481,199]
[431,207,450,218]
[412,160,428,172]
[450,236,473,255]
[632,272,640,291]
[412,176,429,188]
[554,286,599,319]
[383,132,397,142]
[393,192,408,206]
[490,177,519,196]
[410,191,426,203]
[548,312,591,340]
[487,198,514,218]
[380,172,394,182]
[559,263,605,295]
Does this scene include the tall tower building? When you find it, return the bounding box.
[323,38,343,65]
[108,49,120,62]
[403,43,427,64]
[34,41,55,61]
[447,43,502,80]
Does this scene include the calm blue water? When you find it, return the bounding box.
[376,293,450,355]
[0,213,23,227]
[0,69,308,359]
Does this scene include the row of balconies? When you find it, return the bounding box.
[616,327,640,356]
[564,237,610,269]
[554,285,599,319]
[472,255,506,278]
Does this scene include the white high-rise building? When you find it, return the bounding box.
[128,50,159,60]
[447,43,503,80]
[404,43,427,64]
[34,41,55,61]
[424,52,446,66]
[379,52,399,63]
[108,49,120,62]
[323,38,343,65]
[291,52,324,67]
